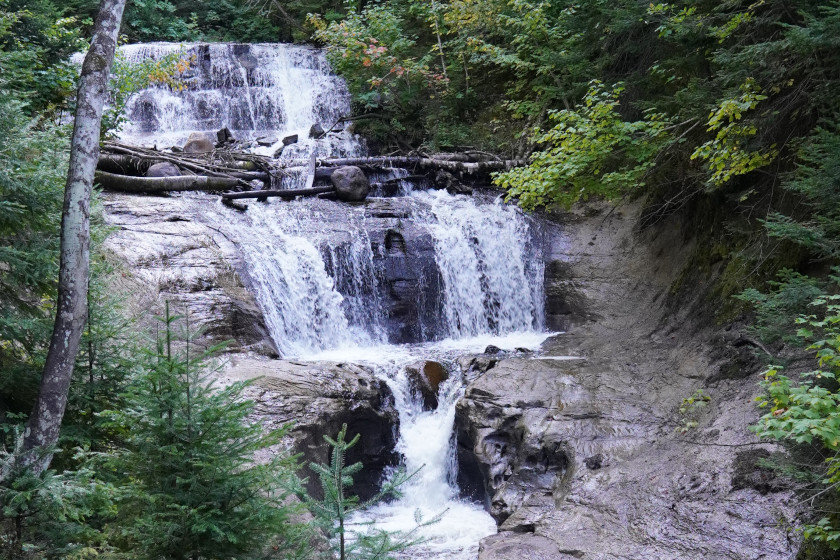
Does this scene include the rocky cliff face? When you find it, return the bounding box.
[458,202,799,559]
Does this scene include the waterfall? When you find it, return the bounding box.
[118,42,363,167]
[115,42,550,560]
[229,200,386,357]
[417,190,544,338]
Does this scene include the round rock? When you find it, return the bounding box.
[331,166,370,202]
[183,132,215,153]
[146,162,181,177]
[405,360,449,410]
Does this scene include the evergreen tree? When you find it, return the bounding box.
[106,304,308,560]
[303,424,438,560]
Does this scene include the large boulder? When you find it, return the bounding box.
[309,123,326,138]
[230,358,399,501]
[183,132,215,153]
[216,127,234,144]
[331,166,370,202]
[405,360,449,410]
[146,162,181,178]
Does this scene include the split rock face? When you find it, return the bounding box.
[458,201,799,560]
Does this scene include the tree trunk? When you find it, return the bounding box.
[21,0,127,473]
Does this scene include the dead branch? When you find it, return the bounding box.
[221,185,335,200]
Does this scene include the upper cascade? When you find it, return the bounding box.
[118,42,363,163]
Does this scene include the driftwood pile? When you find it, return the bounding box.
[95,139,525,207]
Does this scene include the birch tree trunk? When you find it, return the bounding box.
[21,0,127,472]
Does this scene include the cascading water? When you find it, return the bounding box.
[416,190,544,338]
[115,42,550,559]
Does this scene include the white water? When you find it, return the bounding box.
[118,42,362,189]
[116,42,550,559]
[313,333,553,559]
[416,190,544,338]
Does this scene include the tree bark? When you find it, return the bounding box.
[21,0,127,473]
[95,171,241,192]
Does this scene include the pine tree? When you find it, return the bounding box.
[303,424,439,560]
[106,303,309,560]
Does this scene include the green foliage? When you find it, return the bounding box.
[61,250,140,457]
[494,82,669,210]
[764,125,840,259]
[105,305,307,560]
[303,424,436,560]
[0,0,87,115]
[310,2,451,149]
[0,430,114,560]
[121,0,285,43]
[738,270,833,344]
[691,79,778,187]
[676,389,711,434]
[0,91,67,410]
[754,295,840,549]
[123,0,195,42]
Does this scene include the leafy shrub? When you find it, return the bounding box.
[494,81,669,210]
[755,294,840,549]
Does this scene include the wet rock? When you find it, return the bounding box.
[183,132,215,153]
[484,345,503,355]
[282,134,299,146]
[257,136,278,147]
[309,123,326,138]
[405,360,449,410]
[456,365,573,523]
[731,449,788,495]
[478,533,577,560]
[146,162,181,177]
[435,169,472,195]
[331,166,370,202]
[465,201,798,559]
[100,193,274,352]
[229,358,399,502]
[583,454,603,470]
[367,222,444,343]
[457,354,498,377]
[216,127,234,143]
[235,52,258,71]
[272,145,285,158]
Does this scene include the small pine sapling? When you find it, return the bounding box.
[303,424,441,560]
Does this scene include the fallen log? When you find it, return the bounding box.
[96,154,270,182]
[95,170,240,192]
[221,185,335,200]
[102,142,254,187]
[222,198,248,211]
[97,154,151,175]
